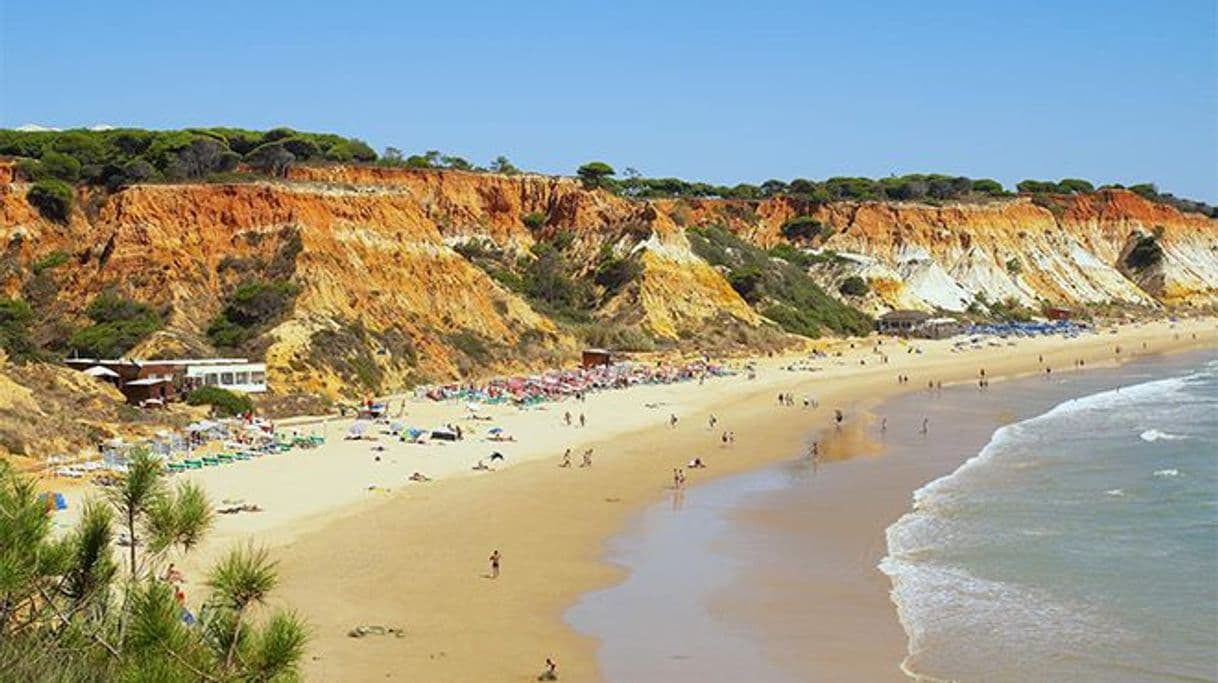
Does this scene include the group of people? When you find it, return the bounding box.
[558,448,594,468]
[562,411,587,428]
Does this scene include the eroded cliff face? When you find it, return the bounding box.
[1,167,1214,406]
[669,190,1218,314]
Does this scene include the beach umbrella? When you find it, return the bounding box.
[488,427,504,434]
[348,422,369,437]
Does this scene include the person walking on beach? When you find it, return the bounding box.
[708,414,718,430]
[579,413,586,428]
[539,658,558,681]
[921,417,929,435]
[673,468,682,489]
[489,550,501,579]
[881,417,887,433]
[581,449,593,467]
[564,411,572,426]
[669,414,679,429]
[560,449,571,468]
[834,409,843,429]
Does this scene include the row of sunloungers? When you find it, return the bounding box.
[163,435,325,473]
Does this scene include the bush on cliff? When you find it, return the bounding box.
[687,225,873,338]
[186,385,254,416]
[68,291,162,358]
[26,179,74,222]
[207,279,300,349]
[0,297,39,362]
[838,276,869,296]
[1124,233,1165,272]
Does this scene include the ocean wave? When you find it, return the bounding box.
[907,366,1210,514]
[879,552,1119,679]
[882,363,1214,682]
[1141,429,1189,442]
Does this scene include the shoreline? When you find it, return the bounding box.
[564,346,1218,683]
[265,319,1217,682]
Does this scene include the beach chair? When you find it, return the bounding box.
[184,459,203,470]
[202,456,220,467]
[166,463,186,473]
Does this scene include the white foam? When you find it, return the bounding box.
[1140,429,1188,442]
[1153,469,1181,478]
[1106,488,1125,497]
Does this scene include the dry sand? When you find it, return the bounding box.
[52,318,1218,681]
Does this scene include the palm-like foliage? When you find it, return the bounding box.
[0,454,309,680]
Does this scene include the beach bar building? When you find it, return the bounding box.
[65,357,267,405]
[581,348,613,369]
[877,310,932,336]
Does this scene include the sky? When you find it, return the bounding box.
[2,0,1215,201]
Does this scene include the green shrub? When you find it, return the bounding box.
[1005,258,1023,275]
[0,297,38,361]
[39,151,82,182]
[26,180,74,222]
[31,250,69,273]
[768,243,815,268]
[522,212,546,230]
[68,292,161,358]
[577,322,655,352]
[447,330,491,362]
[593,250,641,294]
[207,280,299,349]
[838,276,869,296]
[186,386,254,416]
[780,216,827,242]
[1124,233,1164,272]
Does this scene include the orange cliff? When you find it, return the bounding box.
[1,166,1215,403]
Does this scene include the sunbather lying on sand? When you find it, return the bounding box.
[218,503,263,515]
[472,460,492,471]
[408,472,431,482]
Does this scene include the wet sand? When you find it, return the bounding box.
[588,349,1218,683]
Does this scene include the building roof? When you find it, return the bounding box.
[125,377,174,386]
[66,357,251,368]
[879,310,933,322]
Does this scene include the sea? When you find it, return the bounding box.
[884,355,1218,683]
[567,350,1218,683]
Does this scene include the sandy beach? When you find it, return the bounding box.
[53,317,1218,682]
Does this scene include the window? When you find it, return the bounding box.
[206,373,219,386]
[236,372,250,384]
[252,371,266,384]
[220,372,234,385]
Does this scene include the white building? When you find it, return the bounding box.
[185,361,268,394]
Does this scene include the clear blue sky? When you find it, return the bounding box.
[2,0,1215,200]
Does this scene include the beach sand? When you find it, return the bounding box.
[54,318,1218,681]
